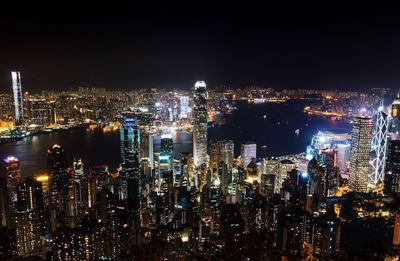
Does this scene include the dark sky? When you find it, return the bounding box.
[1,3,400,92]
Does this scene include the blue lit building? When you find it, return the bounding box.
[120,113,140,201]
[306,130,350,161]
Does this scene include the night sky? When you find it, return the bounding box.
[1,3,400,92]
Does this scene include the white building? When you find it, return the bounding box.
[241,142,257,168]
[193,81,208,168]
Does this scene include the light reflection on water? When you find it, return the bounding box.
[0,101,351,178]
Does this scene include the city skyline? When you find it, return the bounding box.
[2,4,400,260]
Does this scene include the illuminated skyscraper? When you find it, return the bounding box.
[349,117,373,192]
[120,113,140,200]
[390,94,400,139]
[1,156,22,205]
[241,142,257,168]
[336,143,350,174]
[159,134,173,174]
[141,133,154,169]
[180,95,189,119]
[11,71,23,126]
[193,81,208,168]
[15,178,44,257]
[47,144,68,231]
[370,105,390,186]
[384,140,400,195]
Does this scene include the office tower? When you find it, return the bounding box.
[16,178,44,212]
[349,116,373,192]
[263,158,280,193]
[321,149,338,197]
[370,105,389,186]
[209,140,234,171]
[310,149,338,197]
[390,95,400,139]
[72,159,88,215]
[47,144,68,231]
[35,174,49,207]
[27,98,53,126]
[120,113,140,201]
[336,143,350,174]
[278,159,296,194]
[384,140,400,195]
[241,142,257,168]
[159,133,173,174]
[141,133,154,169]
[394,212,400,246]
[193,81,208,168]
[1,156,22,205]
[180,95,189,119]
[11,71,23,126]
[178,152,193,189]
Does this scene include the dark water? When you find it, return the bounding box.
[209,100,351,157]
[0,101,351,177]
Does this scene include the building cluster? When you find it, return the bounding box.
[1,76,400,260]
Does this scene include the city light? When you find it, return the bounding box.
[0,15,398,259]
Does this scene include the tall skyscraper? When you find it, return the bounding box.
[384,140,400,195]
[11,71,23,126]
[349,116,373,192]
[180,95,189,119]
[47,144,68,231]
[15,178,44,257]
[193,81,208,168]
[241,142,257,168]
[390,95,400,140]
[159,134,173,174]
[120,113,140,200]
[336,143,350,174]
[370,105,390,186]
[1,156,22,205]
[141,133,154,169]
